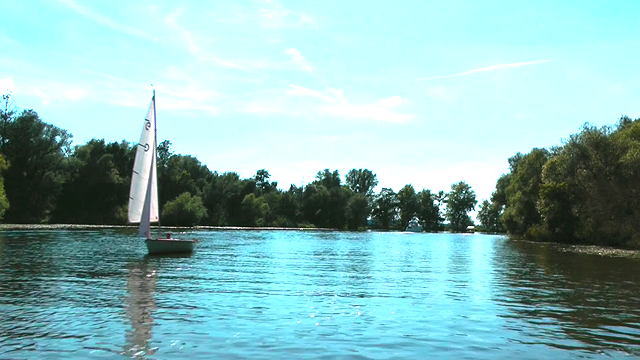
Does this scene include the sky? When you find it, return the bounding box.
[1,0,639,213]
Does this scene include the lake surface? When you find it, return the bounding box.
[1,230,639,359]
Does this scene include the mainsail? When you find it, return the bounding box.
[128,94,159,237]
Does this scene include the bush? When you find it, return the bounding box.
[161,192,208,226]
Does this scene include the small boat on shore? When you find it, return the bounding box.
[128,91,195,255]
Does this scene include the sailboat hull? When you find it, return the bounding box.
[145,238,195,255]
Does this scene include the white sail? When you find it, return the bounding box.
[128,96,159,233]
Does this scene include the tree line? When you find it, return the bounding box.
[478,116,640,248]
[0,96,479,231]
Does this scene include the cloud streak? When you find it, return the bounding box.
[165,9,249,71]
[57,0,157,41]
[287,85,415,124]
[419,59,552,81]
[257,0,316,29]
[285,48,314,72]
[1,76,89,105]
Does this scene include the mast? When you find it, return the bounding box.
[152,89,161,237]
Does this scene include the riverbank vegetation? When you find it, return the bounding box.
[480,116,640,249]
[5,95,638,247]
[0,95,477,231]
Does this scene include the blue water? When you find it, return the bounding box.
[1,230,639,359]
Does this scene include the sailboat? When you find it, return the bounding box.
[128,91,195,254]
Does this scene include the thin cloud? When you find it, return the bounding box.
[1,76,89,105]
[165,9,246,71]
[257,0,316,29]
[286,84,336,102]
[285,48,314,72]
[287,85,415,124]
[419,59,552,81]
[57,0,157,41]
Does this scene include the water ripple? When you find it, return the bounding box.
[1,230,640,358]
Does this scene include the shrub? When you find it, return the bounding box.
[162,192,208,226]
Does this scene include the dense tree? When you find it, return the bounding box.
[1,94,14,150]
[345,192,369,230]
[161,192,208,226]
[537,121,640,246]
[11,97,640,250]
[477,200,503,233]
[489,116,640,248]
[159,154,212,206]
[157,140,173,169]
[240,193,269,227]
[500,149,549,237]
[315,169,341,188]
[0,97,448,232]
[301,169,351,229]
[275,185,303,226]
[397,184,419,230]
[445,181,477,232]
[372,188,398,230]
[0,108,71,223]
[417,189,441,231]
[0,154,9,220]
[434,190,448,222]
[53,140,133,224]
[302,183,350,229]
[345,169,378,197]
[254,169,278,195]
[302,183,331,227]
[203,172,253,225]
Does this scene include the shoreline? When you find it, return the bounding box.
[0,224,338,231]
[508,237,640,258]
[2,224,639,258]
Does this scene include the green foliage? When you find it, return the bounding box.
[254,169,278,194]
[53,139,133,224]
[345,169,378,197]
[345,193,369,230]
[0,154,9,220]
[494,117,640,248]
[302,176,350,229]
[0,108,71,223]
[274,185,303,226]
[302,183,330,227]
[536,122,640,246]
[203,172,253,225]
[372,188,398,230]
[0,97,462,233]
[501,149,549,237]
[477,200,503,233]
[157,140,173,169]
[315,169,341,188]
[240,193,270,226]
[417,190,441,231]
[161,192,208,226]
[445,181,477,232]
[397,185,419,230]
[159,154,212,207]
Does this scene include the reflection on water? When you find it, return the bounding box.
[0,230,639,359]
[494,240,640,355]
[124,257,157,358]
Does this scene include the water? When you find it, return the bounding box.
[1,230,639,359]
